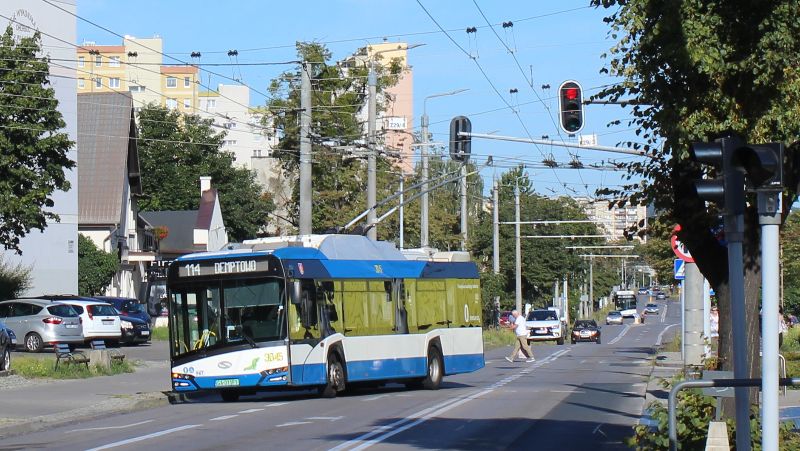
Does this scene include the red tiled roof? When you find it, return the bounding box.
[160,65,199,74]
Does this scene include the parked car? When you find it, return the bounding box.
[53,299,121,344]
[498,311,513,328]
[525,309,565,345]
[0,321,16,347]
[0,299,83,352]
[606,310,624,325]
[117,310,151,345]
[94,296,151,325]
[644,303,660,314]
[0,320,11,371]
[571,320,601,344]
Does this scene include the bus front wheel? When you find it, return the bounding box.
[320,357,346,398]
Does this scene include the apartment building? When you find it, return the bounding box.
[575,197,648,242]
[161,65,198,112]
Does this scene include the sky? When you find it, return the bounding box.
[75,0,643,200]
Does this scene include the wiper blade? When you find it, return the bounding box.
[236,325,258,348]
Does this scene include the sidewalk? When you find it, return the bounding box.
[0,352,171,439]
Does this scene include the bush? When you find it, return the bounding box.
[77,234,119,296]
[0,254,31,301]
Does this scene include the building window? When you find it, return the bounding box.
[95,77,102,88]
[253,149,263,157]
[223,140,237,146]
[184,76,191,87]
[183,98,191,109]
[206,99,216,109]
[109,56,121,67]
[78,56,85,67]
[109,77,120,88]
[95,55,102,67]
[166,98,177,109]
[224,122,236,129]
[78,78,85,88]
[166,77,177,88]
[129,85,144,92]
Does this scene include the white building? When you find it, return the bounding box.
[575,197,648,242]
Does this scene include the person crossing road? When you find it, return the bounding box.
[505,309,535,363]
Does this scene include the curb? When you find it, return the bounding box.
[0,391,170,440]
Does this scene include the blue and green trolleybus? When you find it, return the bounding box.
[167,235,484,401]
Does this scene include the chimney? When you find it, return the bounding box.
[200,176,212,195]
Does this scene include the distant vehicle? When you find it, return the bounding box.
[614,290,638,318]
[0,320,11,371]
[606,311,623,325]
[94,296,151,325]
[0,299,83,352]
[526,309,565,345]
[117,311,151,345]
[638,287,649,295]
[656,293,667,301]
[571,320,601,344]
[644,303,660,314]
[53,299,121,344]
[499,311,513,328]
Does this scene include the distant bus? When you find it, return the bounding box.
[614,290,638,318]
[167,235,484,402]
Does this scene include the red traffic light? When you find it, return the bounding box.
[558,80,584,134]
[564,88,578,101]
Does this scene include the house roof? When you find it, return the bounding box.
[139,210,199,254]
[78,92,141,225]
[195,189,217,230]
[77,45,125,53]
[160,65,199,74]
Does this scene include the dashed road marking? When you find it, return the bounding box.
[265,402,289,407]
[277,421,313,427]
[363,394,390,402]
[86,424,201,451]
[238,408,264,414]
[307,416,343,421]
[210,415,238,421]
[608,324,631,345]
[68,420,154,433]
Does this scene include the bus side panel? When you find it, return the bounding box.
[368,281,393,335]
[445,279,482,328]
[342,334,429,381]
[342,281,369,335]
[438,327,485,375]
[415,280,446,332]
[289,342,326,386]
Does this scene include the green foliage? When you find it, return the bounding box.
[0,26,74,254]
[13,355,134,379]
[150,327,169,341]
[482,327,515,349]
[136,106,274,241]
[77,234,118,296]
[634,217,676,284]
[782,212,800,316]
[0,254,31,301]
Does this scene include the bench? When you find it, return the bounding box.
[90,340,125,362]
[54,343,89,370]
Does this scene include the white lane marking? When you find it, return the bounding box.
[660,305,667,323]
[210,415,238,421]
[86,424,200,451]
[331,348,570,451]
[238,408,264,414]
[307,416,343,421]
[67,420,154,433]
[276,421,312,427]
[550,390,585,394]
[265,402,289,407]
[656,323,680,346]
[363,394,390,402]
[608,324,631,345]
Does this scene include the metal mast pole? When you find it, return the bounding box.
[461,163,468,250]
[760,192,782,451]
[399,175,404,250]
[493,177,500,274]
[366,62,377,240]
[420,113,429,247]
[299,62,312,235]
[515,183,522,313]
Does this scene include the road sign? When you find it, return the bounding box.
[671,225,694,263]
[674,259,685,280]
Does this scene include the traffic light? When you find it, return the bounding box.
[449,116,472,162]
[732,143,783,191]
[558,80,584,134]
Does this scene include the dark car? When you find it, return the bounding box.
[0,320,11,371]
[117,311,151,345]
[94,297,151,325]
[571,320,601,344]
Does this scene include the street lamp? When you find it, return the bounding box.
[366,43,424,240]
[420,88,468,247]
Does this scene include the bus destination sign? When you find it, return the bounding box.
[179,259,271,278]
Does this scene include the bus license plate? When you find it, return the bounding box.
[215,379,240,387]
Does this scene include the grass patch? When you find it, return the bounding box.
[662,331,682,353]
[591,304,616,324]
[150,327,169,341]
[13,355,135,379]
[782,326,800,353]
[483,327,516,349]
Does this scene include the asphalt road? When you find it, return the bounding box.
[1,298,680,451]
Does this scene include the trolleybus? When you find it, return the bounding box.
[613,290,638,318]
[167,235,484,401]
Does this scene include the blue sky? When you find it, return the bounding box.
[76,0,642,199]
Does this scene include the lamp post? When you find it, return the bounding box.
[420,88,468,247]
[366,43,424,240]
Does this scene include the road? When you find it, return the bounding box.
[1,297,680,450]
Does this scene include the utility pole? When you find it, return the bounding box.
[366,62,377,240]
[460,163,468,250]
[399,175,404,250]
[493,178,499,274]
[760,192,782,451]
[589,257,594,317]
[515,183,522,313]
[563,277,569,325]
[299,62,312,235]
[420,113,429,247]
[684,262,704,366]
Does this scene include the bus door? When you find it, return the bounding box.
[392,279,409,334]
[288,279,321,383]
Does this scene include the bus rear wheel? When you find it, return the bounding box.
[320,357,346,398]
[422,347,443,390]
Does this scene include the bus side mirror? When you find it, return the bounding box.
[290,280,302,305]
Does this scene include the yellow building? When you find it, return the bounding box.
[76,37,198,111]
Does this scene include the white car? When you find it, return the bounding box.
[54,300,121,343]
[525,309,565,345]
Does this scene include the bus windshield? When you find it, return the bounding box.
[615,292,637,311]
[169,277,286,359]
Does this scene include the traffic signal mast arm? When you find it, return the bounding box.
[462,131,654,158]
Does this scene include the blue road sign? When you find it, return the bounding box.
[674,259,685,280]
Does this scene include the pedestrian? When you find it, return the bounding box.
[779,307,788,349]
[505,309,535,363]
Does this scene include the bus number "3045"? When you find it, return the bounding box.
[264,352,284,362]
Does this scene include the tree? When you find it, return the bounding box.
[136,106,274,242]
[634,217,677,284]
[781,211,800,316]
[592,0,800,407]
[0,26,74,253]
[77,234,118,296]
[0,254,31,301]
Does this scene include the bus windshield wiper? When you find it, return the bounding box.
[236,325,258,348]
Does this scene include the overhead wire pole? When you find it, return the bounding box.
[461,163,468,250]
[299,62,312,235]
[515,183,522,313]
[367,60,378,240]
[493,177,500,274]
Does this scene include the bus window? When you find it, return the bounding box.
[289,280,320,341]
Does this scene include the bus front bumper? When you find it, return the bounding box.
[172,367,289,392]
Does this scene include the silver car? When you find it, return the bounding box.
[0,299,84,352]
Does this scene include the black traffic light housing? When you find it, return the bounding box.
[450,116,472,162]
[558,80,584,135]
